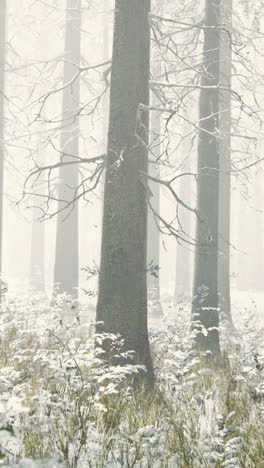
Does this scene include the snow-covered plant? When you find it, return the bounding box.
[0,293,263,467]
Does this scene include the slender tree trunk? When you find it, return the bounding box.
[253,170,264,291]
[192,0,221,357]
[175,187,192,301]
[148,29,163,319]
[237,192,251,291]
[0,0,6,290]
[53,0,80,299]
[218,0,233,326]
[238,172,264,292]
[175,132,192,301]
[102,9,110,151]
[30,207,45,293]
[98,4,110,218]
[148,112,163,318]
[30,138,46,293]
[96,0,154,382]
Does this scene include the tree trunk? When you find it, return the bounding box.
[148,114,163,318]
[148,25,163,319]
[175,186,192,301]
[218,0,233,326]
[252,170,264,291]
[53,0,80,299]
[96,0,154,382]
[238,171,264,292]
[192,0,221,358]
[237,192,251,291]
[102,7,110,152]
[0,0,6,291]
[30,136,46,294]
[30,142,45,293]
[30,208,45,293]
[175,131,192,301]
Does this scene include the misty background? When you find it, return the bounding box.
[2,0,264,313]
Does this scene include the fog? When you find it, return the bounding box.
[1,1,264,466]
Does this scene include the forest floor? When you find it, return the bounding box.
[0,290,263,467]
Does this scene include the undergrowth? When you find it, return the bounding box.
[0,294,263,467]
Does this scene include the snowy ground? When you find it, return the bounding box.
[0,289,263,467]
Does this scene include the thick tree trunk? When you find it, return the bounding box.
[53,0,80,299]
[192,0,221,357]
[218,0,233,326]
[0,0,6,288]
[96,0,154,382]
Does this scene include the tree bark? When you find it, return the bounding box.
[0,0,6,289]
[30,138,46,293]
[53,0,80,299]
[218,0,233,326]
[175,187,192,301]
[148,25,163,319]
[30,208,45,293]
[148,111,163,318]
[252,170,264,291]
[96,0,154,382]
[102,7,110,152]
[175,131,192,301]
[192,0,221,357]
[237,192,251,291]
[237,171,264,292]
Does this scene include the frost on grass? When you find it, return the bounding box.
[0,293,263,467]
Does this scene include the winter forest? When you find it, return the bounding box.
[0,0,264,466]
